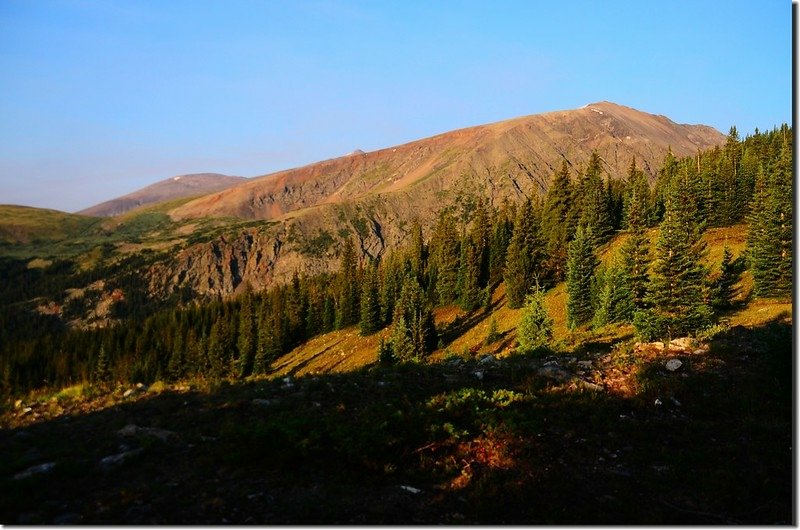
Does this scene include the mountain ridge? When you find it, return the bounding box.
[168,101,724,222]
[77,173,246,217]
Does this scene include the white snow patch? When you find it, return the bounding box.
[173,176,182,181]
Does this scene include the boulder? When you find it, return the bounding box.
[13,462,56,480]
[537,365,572,383]
[99,448,143,470]
[669,337,697,351]
[118,424,179,444]
[665,359,683,372]
[478,355,498,366]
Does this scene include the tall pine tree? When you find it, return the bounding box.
[566,225,599,329]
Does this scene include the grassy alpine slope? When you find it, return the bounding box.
[0,224,791,524]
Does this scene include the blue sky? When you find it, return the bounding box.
[0,0,791,212]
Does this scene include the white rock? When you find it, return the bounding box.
[473,371,484,381]
[654,398,663,406]
[123,389,134,398]
[399,485,422,494]
[665,359,683,372]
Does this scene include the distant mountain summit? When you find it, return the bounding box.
[78,173,246,217]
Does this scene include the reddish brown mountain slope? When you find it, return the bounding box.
[170,102,724,222]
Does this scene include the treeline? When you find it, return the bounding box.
[0,124,791,397]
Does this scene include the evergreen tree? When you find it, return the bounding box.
[517,287,553,353]
[577,151,614,241]
[488,202,514,285]
[390,275,437,361]
[566,225,599,329]
[457,230,483,311]
[359,262,383,335]
[620,170,652,312]
[592,264,634,327]
[430,210,461,305]
[253,300,272,375]
[633,178,712,341]
[484,315,501,345]
[542,161,574,282]
[377,336,395,364]
[710,246,741,311]
[746,140,792,298]
[93,345,111,388]
[335,238,360,328]
[235,291,256,378]
[504,198,545,308]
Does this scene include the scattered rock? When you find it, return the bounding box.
[99,448,143,470]
[473,371,484,381]
[478,355,498,366]
[123,389,135,398]
[399,485,422,494]
[20,407,33,416]
[692,349,706,355]
[543,360,560,367]
[578,380,604,392]
[252,398,272,407]
[538,365,572,382]
[118,424,179,444]
[135,382,148,392]
[577,360,593,370]
[13,462,56,480]
[669,337,697,351]
[665,359,683,372]
[654,398,663,406]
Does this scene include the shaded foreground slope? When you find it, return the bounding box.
[0,316,791,524]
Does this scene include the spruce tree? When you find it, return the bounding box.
[235,291,256,378]
[592,264,634,327]
[577,151,613,241]
[430,210,461,305]
[359,262,383,335]
[335,238,360,328]
[633,177,712,341]
[710,246,741,311]
[390,275,437,361]
[517,287,553,353]
[504,198,545,308]
[566,225,599,329]
[620,170,652,312]
[542,161,574,282]
[488,202,513,285]
[746,140,792,298]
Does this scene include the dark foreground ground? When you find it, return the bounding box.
[0,319,792,524]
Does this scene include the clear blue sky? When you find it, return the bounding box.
[0,0,791,212]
